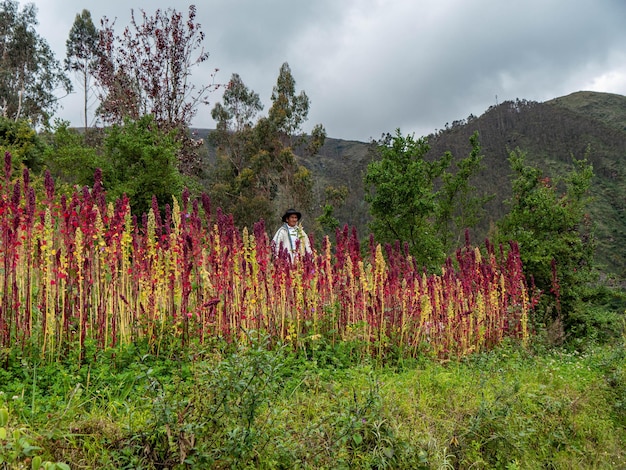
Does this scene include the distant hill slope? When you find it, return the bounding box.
[195,129,377,236]
[300,137,376,234]
[548,91,626,132]
[421,91,626,279]
[199,91,626,280]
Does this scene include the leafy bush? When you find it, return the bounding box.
[43,120,103,188]
[496,149,596,339]
[364,129,488,271]
[0,116,46,172]
[103,115,185,216]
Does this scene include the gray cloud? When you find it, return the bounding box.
[28,0,626,141]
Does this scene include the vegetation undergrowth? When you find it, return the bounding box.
[1,333,624,469]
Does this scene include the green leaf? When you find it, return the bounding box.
[53,463,71,470]
[20,441,42,456]
[352,432,363,445]
[31,456,42,470]
[0,408,8,426]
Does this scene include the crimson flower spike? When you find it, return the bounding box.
[25,187,36,224]
[92,168,107,214]
[4,151,11,182]
[151,195,163,238]
[191,199,201,231]
[11,180,20,207]
[44,170,55,202]
[22,167,29,193]
[253,219,266,242]
[181,187,190,213]
[164,203,172,237]
[369,233,377,261]
[201,193,211,225]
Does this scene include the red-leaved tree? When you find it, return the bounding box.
[94,5,218,175]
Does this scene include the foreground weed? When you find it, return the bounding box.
[119,334,287,468]
[0,406,70,469]
[449,343,626,468]
[1,340,624,468]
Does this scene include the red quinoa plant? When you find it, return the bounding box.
[0,152,537,362]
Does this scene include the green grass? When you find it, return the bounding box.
[1,336,625,469]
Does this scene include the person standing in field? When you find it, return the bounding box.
[272,208,312,261]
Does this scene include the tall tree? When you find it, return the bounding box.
[211,73,263,173]
[65,9,99,129]
[364,130,487,271]
[435,132,491,249]
[269,62,309,141]
[94,5,216,175]
[208,65,326,230]
[265,62,325,214]
[268,62,326,154]
[209,74,273,227]
[0,0,71,126]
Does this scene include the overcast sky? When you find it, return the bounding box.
[27,0,626,142]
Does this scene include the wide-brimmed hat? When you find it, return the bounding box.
[281,208,302,222]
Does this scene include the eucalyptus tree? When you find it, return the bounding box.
[208,64,326,230]
[0,0,71,126]
[211,73,264,173]
[209,73,274,227]
[268,62,325,154]
[265,62,326,214]
[65,9,99,129]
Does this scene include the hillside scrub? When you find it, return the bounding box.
[424,95,626,281]
[496,149,597,339]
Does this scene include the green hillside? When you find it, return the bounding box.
[549,91,626,132]
[422,92,626,280]
[291,91,626,281]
